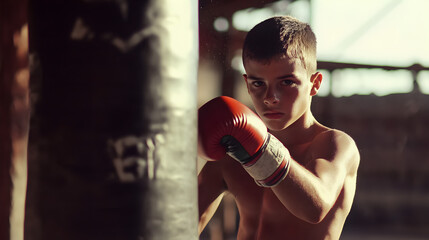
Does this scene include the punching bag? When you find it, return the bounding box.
[25,0,198,239]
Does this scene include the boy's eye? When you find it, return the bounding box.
[282,80,295,86]
[251,81,265,87]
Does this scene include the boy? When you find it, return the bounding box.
[198,16,360,240]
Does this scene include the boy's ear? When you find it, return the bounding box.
[310,72,322,96]
[243,74,250,93]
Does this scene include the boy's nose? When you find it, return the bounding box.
[263,91,279,105]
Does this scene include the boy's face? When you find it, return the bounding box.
[243,57,321,131]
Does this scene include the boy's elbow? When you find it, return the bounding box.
[306,211,326,224]
[305,189,341,224]
[303,202,331,224]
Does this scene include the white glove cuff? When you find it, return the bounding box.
[243,134,291,187]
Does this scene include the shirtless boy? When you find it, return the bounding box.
[198,16,360,240]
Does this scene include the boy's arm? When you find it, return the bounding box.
[197,97,359,224]
[198,161,227,234]
[272,130,360,223]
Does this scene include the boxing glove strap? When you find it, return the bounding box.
[220,134,269,165]
[243,134,291,187]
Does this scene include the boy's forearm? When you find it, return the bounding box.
[271,160,345,224]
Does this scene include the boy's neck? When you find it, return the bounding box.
[269,111,321,147]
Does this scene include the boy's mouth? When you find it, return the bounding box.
[263,112,284,119]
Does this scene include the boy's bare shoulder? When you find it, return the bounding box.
[314,127,356,145]
[310,127,360,168]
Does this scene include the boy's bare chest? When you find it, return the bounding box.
[219,145,319,236]
[221,163,311,237]
[287,142,313,166]
[221,158,291,218]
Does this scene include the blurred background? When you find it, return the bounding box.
[197,0,429,239]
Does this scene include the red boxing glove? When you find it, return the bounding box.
[198,96,291,187]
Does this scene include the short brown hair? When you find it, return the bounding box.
[242,16,317,74]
